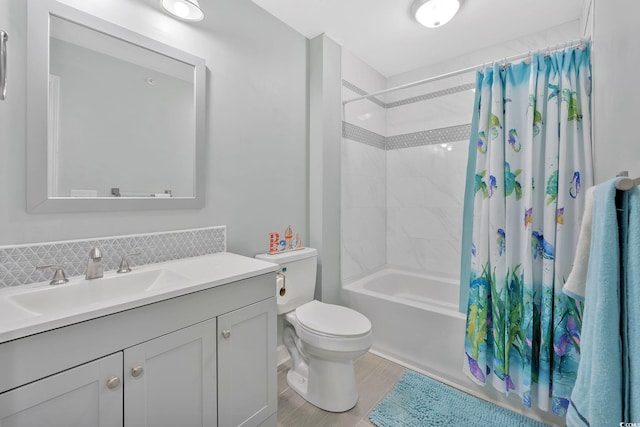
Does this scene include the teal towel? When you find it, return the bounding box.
[624,187,640,420]
[566,179,623,426]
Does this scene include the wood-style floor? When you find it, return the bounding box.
[277,352,406,427]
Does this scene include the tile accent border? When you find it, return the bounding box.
[342,80,473,149]
[342,80,475,109]
[384,83,476,108]
[342,80,386,108]
[386,124,473,150]
[0,226,226,288]
[342,122,386,150]
[343,122,471,150]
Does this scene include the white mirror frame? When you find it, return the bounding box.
[27,0,206,212]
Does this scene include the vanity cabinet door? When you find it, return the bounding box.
[124,317,217,427]
[217,297,277,427]
[0,352,123,427]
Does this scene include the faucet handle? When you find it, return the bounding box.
[117,252,141,274]
[36,264,69,285]
[89,247,102,260]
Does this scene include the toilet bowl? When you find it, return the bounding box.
[283,300,372,412]
[255,248,372,412]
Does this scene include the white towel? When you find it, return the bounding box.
[563,186,595,300]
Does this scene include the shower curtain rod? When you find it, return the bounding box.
[342,37,591,106]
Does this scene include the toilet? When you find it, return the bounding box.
[256,248,372,412]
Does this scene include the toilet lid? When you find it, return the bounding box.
[295,300,371,337]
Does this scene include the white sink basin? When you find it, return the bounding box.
[0,252,279,344]
[0,299,40,324]
[9,268,188,316]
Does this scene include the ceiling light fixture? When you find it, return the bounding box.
[161,0,204,22]
[411,0,460,28]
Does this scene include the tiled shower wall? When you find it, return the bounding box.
[341,52,387,282]
[0,226,226,287]
[385,80,472,280]
[341,49,472,282]
[386,143,468,279]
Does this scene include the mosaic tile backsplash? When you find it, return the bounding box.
[0,226,226,288]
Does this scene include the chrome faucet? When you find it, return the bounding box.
[85,247,104,280]
[36,264,69,285]
[117,252,140,273]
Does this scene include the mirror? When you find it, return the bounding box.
[27,0,206,212]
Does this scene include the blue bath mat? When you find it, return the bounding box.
[369,371,548,427]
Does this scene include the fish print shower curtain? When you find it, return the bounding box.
[463,45,592,416]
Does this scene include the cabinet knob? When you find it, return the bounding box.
[222,330,231,339]
[131,366,144,377]
[106,376,121,389]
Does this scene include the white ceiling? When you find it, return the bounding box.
[250,0,585,77]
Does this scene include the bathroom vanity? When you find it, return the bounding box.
[0,253,278,427]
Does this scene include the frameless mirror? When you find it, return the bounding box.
[27,0,206,212]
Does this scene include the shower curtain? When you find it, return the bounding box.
[462,45,592,416]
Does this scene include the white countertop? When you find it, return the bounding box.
[0,252,278,344]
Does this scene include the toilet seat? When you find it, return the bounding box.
[256,247,372,412]
[295,300,371,338]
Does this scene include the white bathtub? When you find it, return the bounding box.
[343,268,561,426]
[343,269,467,384]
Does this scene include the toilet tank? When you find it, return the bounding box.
[255,247,317,315]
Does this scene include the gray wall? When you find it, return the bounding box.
[592,0,640,183]
[309,34,342,305]
[0,0,309,258]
